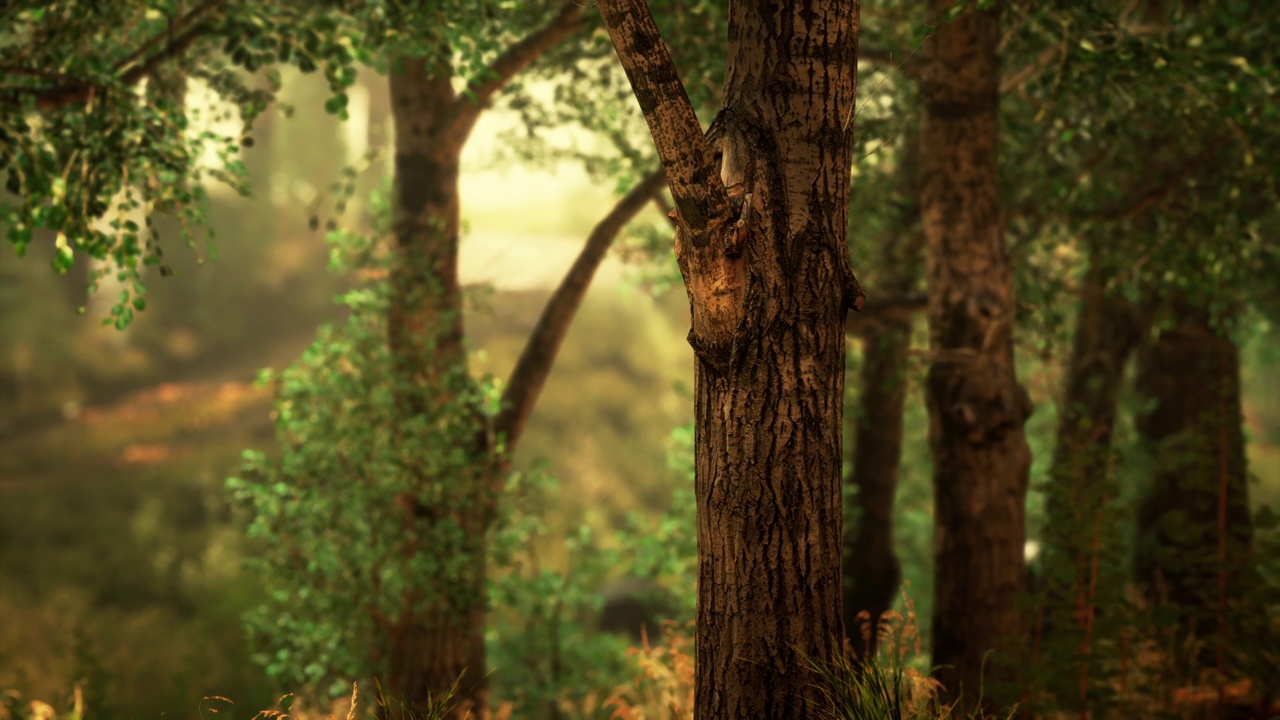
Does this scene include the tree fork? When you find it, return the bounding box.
[600,1,861,717]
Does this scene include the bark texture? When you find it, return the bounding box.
[1132,302,1255,671]
[919,2,1032,710]
[843,135,922,663]
[697,4,858,716]
[600,1,862,717]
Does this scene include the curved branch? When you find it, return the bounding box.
[999,43,1064,95]
[450,0,587,138]
[113,0,227,76]
[597,0,729,232]
[1098,139,1225,221]
[493,167,669,454]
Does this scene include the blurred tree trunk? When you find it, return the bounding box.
[1043,261,1144,553]
[843,132,922,663]
[600,1,863,716]
[383,53,489,720]
[1132,299,1256,673]
[1033,246,1147,708]
[919,1,1031,710]
[377,8,646,713]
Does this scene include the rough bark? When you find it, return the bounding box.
[1132,301,1255,672]
[919,2,1032,710]
[599,1,862,717]
[842,135,923,663]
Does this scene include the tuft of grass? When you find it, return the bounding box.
[806,588,1018,720]
[807,651,913,720]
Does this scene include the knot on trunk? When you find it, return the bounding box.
[939,355,1033,444]
[674,217,747,373]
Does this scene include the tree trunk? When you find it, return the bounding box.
[844,327,909,662]
[1032,251,1147,708]
[843,135,922,663]
[599,2,861,715]
[1132,301,1255,673]
[384,54,488,720]
[919,2,1032,710]
[693,5,857,712]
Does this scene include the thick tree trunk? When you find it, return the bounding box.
[842,137,922,663]
[598,1,861,715]
[696,4,858,717]
[919,2,1031,710]
[1132,301,1255,673]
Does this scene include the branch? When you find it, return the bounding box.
[651,189,677,228]
[1,0,225,112]
[1000,43,1064,95]
[492,167,669,454]
[1097,140,1224,221]
[597,0,729,233]
[450,1,586,137]
[116,18,209,90]
[844,294,927,336]
[113,0,227,77]
[858,39,1061,96]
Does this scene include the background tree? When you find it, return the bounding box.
[918,1,1032,710]
[841,122,923,664]
[227,5,701,718]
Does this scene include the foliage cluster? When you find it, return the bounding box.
[224,216,500,697]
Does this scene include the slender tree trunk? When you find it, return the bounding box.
[380,41,652,718]
[843,135,922,663]
[1044,261,1145,539]
[919,2,1031,710]
[844,327,909,661]
[1031,248,1147,708]
[384,54,488,720]
[1132,300,1255,673]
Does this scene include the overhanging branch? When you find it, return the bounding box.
[859,47,923,79]
[1097,140,1225,221]
[113,0,227,77]
[845,294,927,336]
